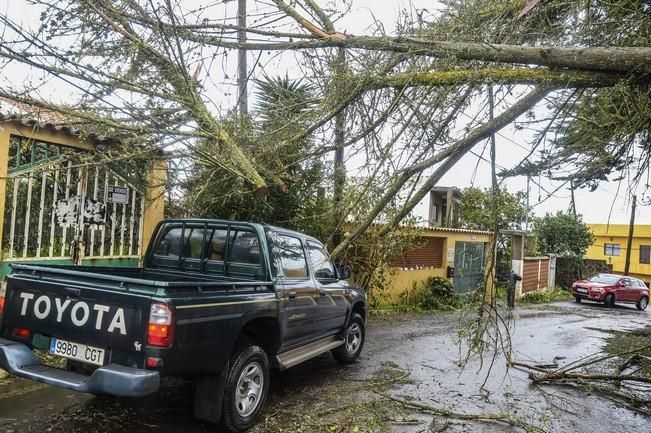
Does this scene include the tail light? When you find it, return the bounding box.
[0,277,7,315]
[12,328,30,339]
[147,302,174,347]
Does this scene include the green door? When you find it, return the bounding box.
[454,241,485,293]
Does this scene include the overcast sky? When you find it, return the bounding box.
[335,0,650,225]
[2,0,649,225]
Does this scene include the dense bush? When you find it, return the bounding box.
[401,276,462,310]
[520,288,573,304]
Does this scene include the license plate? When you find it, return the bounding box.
[576,288,587,293]
[49,338,106,366]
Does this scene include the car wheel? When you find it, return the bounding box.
[220,344,270,433]
[574,296,582,303]
[604,293,615,308]
[333,313,365,363]
[636,296,648,311]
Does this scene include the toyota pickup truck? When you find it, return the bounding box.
[0,219,367,432]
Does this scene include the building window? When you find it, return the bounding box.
[640,245,651,264]
[604,243,621,256]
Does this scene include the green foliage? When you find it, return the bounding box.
[400,276,462,310]
[555,256,612,288]
[457,186,530,231]
[533,212,594,257]
[180,75,331,237]
[347,223,421,307]
[520,288,573,304]
[423,0,651,190]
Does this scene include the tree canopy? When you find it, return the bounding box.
[533,212,595,258]
[0,0,648,257]
[457,187,530,232]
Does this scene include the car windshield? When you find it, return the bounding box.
[588,275,620,285]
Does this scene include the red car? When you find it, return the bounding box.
[572,273,649,311]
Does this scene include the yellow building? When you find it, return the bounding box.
[0,99,165,277]
[384,227,493,302]
[586,224,651,286]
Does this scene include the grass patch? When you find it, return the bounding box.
[519,288,573,304]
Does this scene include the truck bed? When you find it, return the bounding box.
[10,264,273,293]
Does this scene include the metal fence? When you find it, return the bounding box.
[2,135,145,260]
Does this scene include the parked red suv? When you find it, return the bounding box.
[572,273,649,310]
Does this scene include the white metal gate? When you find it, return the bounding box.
[2,135,145,261]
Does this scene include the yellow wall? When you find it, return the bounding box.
[383,230,492,303]
[0,120,165,258]
[586,224,651,284]
[142,158,167,253]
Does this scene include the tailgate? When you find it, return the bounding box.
[2,274,153,354]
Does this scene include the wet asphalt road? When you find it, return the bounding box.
[0,300,649,433]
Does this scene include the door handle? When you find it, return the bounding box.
[288,291,297,300]
[319,290,327,297]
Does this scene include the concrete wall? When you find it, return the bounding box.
[382,229,492,303]
[586,224,651,285]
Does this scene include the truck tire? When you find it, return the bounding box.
[220,344,270,433]
[333,313,365,363]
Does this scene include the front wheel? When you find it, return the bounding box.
[220,345,270,433]
[636,296,648,311]
[333,313,365,363]
[574,296,582,303]
[604,293,615,308]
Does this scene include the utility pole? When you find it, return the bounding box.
[624,195,636,276]
[487,86,499,306]
[332,47,346,248]
[525,175,530,232]
[237,0,248,118]
[569,179,577,217]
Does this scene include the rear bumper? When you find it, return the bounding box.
[0,338,159,397]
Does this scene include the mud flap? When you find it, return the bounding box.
[193,364,229,424]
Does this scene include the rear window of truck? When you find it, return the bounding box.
[150,224,264,279]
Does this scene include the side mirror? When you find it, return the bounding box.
[338,265,351,280]
[617,281,626,287]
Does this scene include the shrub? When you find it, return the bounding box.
[401,276,462,310]
[520,288,572,304]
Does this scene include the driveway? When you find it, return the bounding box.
[1,301,649,432]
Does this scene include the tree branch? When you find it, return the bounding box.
[330,86,552,258]
[190,34,651,75]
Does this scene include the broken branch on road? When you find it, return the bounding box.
[374,391,547,433]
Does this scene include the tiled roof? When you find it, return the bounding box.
[0,97,115,145]
[421,226,493,235]
[365,222,494,236]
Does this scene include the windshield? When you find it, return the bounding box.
[588,274,620,285]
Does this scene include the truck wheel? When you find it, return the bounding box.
[333,313,365,363]
[636,296,648,311]
[220,345,270,433]
[604,293,615,308]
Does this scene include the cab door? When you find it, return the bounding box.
[307,241,348,335]
[627,279,643,302]
[272,233,319,348]
[618,278,634,301]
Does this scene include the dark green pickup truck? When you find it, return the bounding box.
[0,219,367,432]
